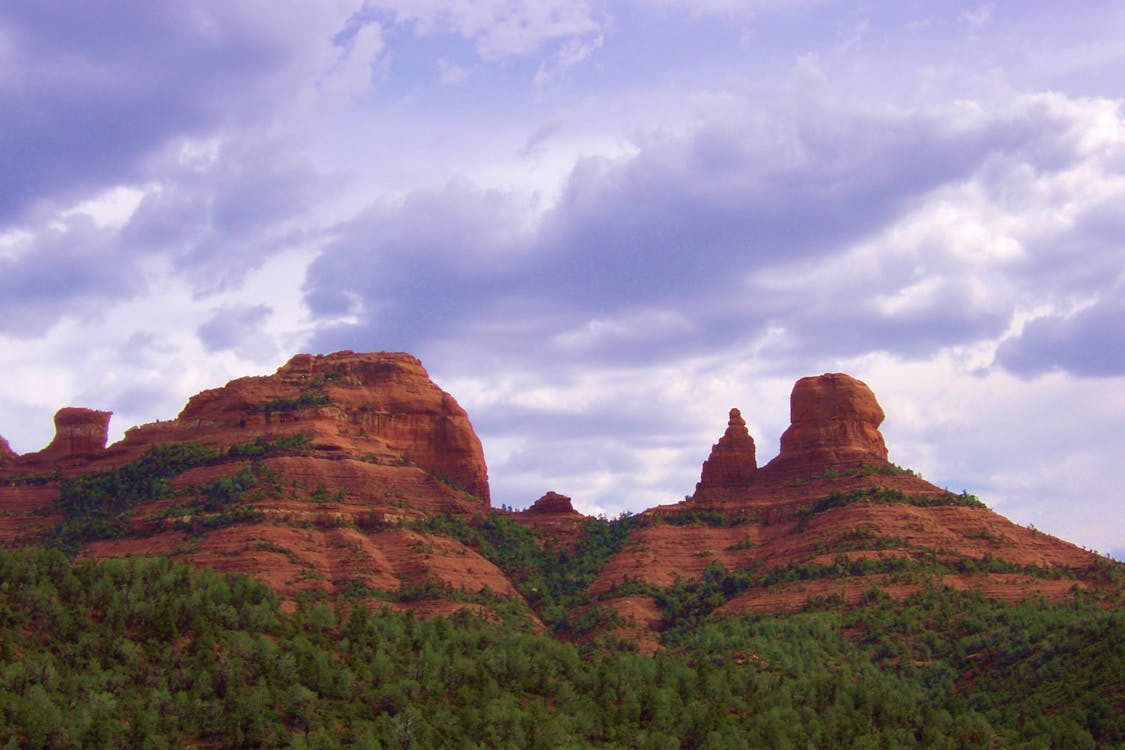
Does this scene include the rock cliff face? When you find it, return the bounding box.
[117,351,490,504]
[695,408,757,495]
[764,373,888,477]
[0,435,14,464]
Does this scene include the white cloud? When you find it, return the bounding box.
[317,21,385,102]
[436,58,471,85]
[371,0,605,59]
[958,3,996,29]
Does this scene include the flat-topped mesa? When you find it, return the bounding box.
[525,491,580,515]
[764,373,888,478]
[42,408,112,459]
[695,408,758,495]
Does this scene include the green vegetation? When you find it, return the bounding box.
[0,547,1120,748]
[49,437,313,552]
[656,509,756,527]
[253,376,337,413]
[253,391,332,413]
[227,433,311,458]
[603,553,1119,641]
[407,511,641,632]
[50,443,220,551]
[796,488,986,528]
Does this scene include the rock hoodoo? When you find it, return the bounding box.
[695,408,757,495]
[41,408,112,459]
[766,373,888,476]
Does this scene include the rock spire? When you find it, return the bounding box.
[695,408,758,495]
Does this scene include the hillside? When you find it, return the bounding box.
[0,548,1121,748]
[0,352,1119,637]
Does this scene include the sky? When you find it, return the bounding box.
[2,1,1123,560]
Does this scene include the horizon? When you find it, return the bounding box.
[1,1,1123,560]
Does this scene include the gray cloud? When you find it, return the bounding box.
[997,294,1125,377]
[304,98,1091,374]
[0,2,319,225]
[197,304,276,358]
[0,215,138,336]
[122,138,324,286]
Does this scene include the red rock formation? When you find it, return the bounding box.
[525,491,578,514]
[513,491,589,544]
[764,373,888,477]
[0,435,15,464]
[42,408,112,459]
[695,408,757,495]
[117,351,491,504]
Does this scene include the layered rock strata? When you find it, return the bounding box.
[43,408,112,458]
[115,351,491,504]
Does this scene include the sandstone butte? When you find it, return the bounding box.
[0,355,1115,635]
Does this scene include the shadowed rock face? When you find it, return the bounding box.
[0,435,15,464]
[525,491,578,514]
[767,373,888,475]
[695,408,757,495]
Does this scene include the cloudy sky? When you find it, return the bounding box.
[2,1,1123,558]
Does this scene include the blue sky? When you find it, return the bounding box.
[1,1,1123,559]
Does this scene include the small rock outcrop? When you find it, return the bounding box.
[42,408,112,459]
[695,408,757,495]
[766,373,888,476]
[526,491,578,514]
[0,435,15,464]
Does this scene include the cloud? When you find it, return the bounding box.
[534,34,604,87]
[370,0,605,59]
[958,3,996,29]
[997,294,1125,377]
[305,89,1119,374]
[121,137,326,287]
[0,2,360,226]
[198,304,277,359]
[0,214,139,336]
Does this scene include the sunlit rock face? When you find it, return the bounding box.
[695,408,758,495]
[766,373,888,477]
[45,407,113,458]
[117,350,492,506]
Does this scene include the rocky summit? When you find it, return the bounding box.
[694,408,757,497]
[766,372,889,477]
[0,352,1117,638]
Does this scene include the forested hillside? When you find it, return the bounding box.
[1,548,1121,749]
